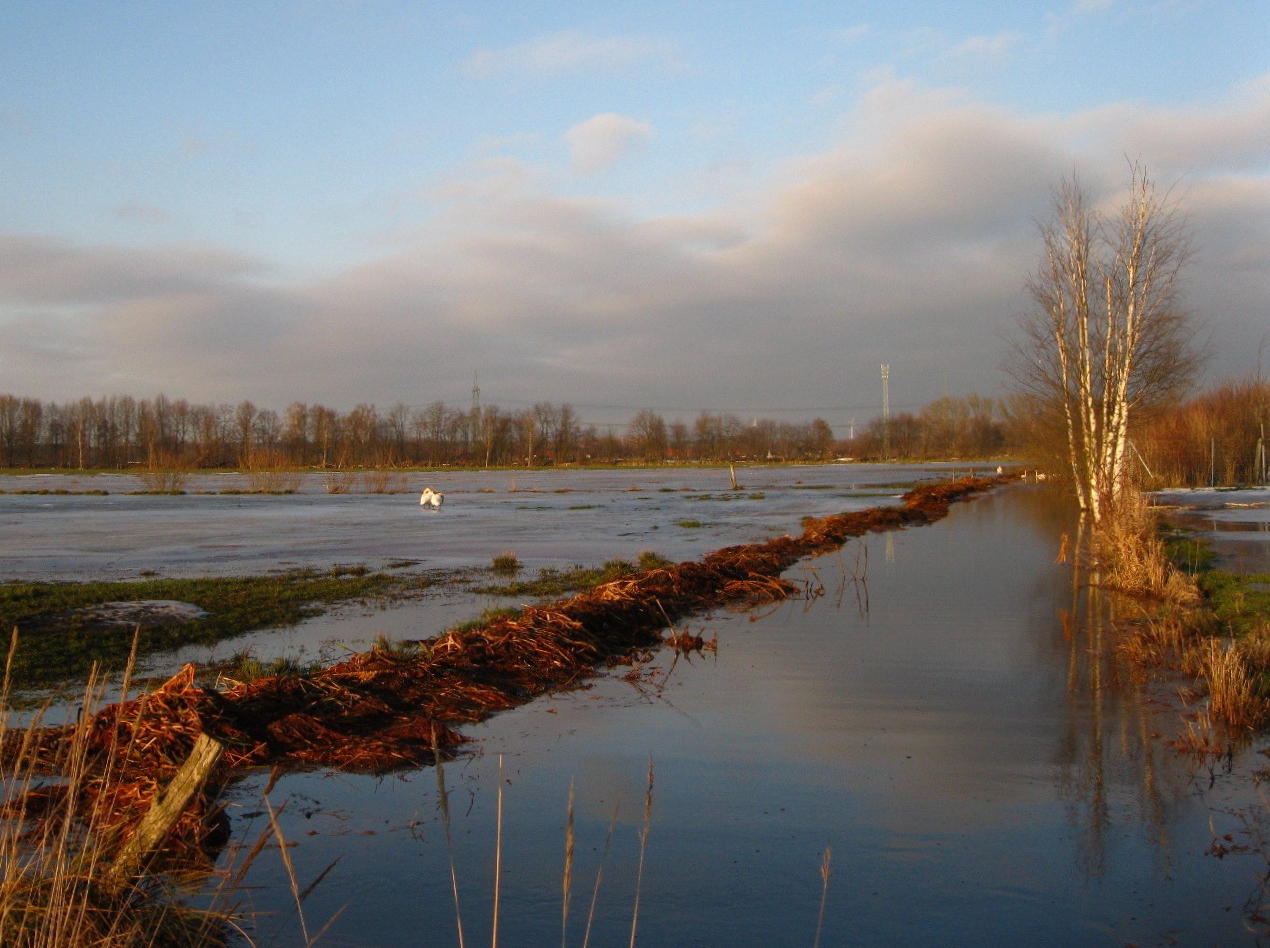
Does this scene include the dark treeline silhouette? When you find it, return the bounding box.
[846,394,1013,461]
[0,394,844,469]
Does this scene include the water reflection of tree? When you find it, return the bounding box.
[1055,531,1181,879]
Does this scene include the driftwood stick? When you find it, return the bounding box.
[104,731,223,890]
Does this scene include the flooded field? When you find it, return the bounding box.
[5,466,1270,946]
[0,465,967,583]
[1156,487,1270,575]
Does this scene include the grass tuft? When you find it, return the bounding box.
[491,552,521,576]
[474,560,640,599]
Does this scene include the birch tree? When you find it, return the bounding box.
[1012,165,1198,523]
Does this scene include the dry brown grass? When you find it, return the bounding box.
[322,470,409,494]
[136,451,191,493]
[361,470,408,494]
[0,636,242,948]
[1098,491,1199,604]
[1099,487,1270,733]
[243,450,302,493]
[1173,711,1226,758]
[1202,639,1268,730]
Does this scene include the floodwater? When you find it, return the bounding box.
[0,465,973,583]
[5,467,1270,946]
[1155,487,1270,575]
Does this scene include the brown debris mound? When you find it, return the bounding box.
[3,474,1010,861]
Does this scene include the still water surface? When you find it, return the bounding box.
[203,483,1270,948]
[5,469,1270,944]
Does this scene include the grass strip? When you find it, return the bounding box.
[474,553,672,598]
[0,568,430,684]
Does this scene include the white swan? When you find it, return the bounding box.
[420,488,444,507]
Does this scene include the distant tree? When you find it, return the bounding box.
[234,401,258,465]
[628,410,668,461]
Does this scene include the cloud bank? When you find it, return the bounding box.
[565,113,654,175]
[465,31,680,78]
[1,78,1267,425]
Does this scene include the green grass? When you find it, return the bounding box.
[0,568,431,684]
[1162,526,1219,574]
[1199,571,1270,638]
[1163,528,1270,639]
[0,488,110,495]
[676,520,703,529]
[491,551,521,575]
[475,551,672,598]
[448,606,524,634]
[209,649,323,683]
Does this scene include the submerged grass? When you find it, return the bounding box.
[476,553,671,599]
[1099,490,1270,732]
[0,568,430,684]
[490,552,521,576]
[207,650,323,686]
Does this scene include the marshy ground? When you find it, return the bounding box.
[5,466,1270,947]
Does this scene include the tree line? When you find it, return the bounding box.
[0,391,1029,470]
[0,394,851,469]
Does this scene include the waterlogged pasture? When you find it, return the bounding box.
[1156,487,1270,575]
[0,465,949,583]
[227,487,1267,947]
[1,464,959,683]
[5,468,1270,946]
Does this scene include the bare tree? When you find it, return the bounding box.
[1011,165,1199,522]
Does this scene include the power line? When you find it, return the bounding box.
[399,396,921,415]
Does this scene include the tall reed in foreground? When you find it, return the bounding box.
[580,803,619,948]
[813,846,832,948]
[431,726,466,948]
[561,780,574,948]
[628,758,653,948]
[492,754,504,948]
[0,630,240,948]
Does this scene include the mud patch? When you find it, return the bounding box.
[21,600,209,636]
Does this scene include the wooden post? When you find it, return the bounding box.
[104,731,224,891]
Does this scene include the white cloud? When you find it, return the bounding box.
[465,31,680,78]
[0,237,263,306]
[948,31,1020,58]
[564,114,654,176]
[2,78,1268,415]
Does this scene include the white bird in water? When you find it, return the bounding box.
[420,488,444,507]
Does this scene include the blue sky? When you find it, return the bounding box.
[1,1,1267,427]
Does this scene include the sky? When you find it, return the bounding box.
[1,0,1267,431]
